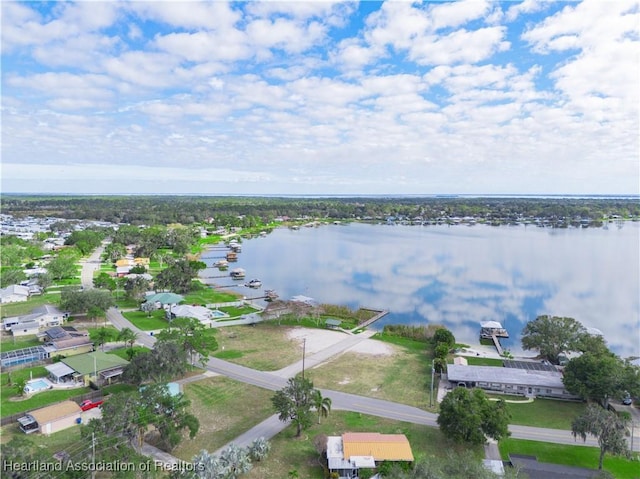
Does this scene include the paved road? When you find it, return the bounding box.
[83,249,640,466]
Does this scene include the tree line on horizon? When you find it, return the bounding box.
[2,195,639,226]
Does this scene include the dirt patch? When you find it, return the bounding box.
[286,327,395,356]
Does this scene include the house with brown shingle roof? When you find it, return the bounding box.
[327,432,414,478]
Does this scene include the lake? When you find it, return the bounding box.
[201,221,640,359]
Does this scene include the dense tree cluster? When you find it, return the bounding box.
[2,195,638,226]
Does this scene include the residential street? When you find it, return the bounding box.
[82,246,639,467]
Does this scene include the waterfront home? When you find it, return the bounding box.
[446,364,579,399]
[327,433,414,479]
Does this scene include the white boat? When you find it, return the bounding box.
[246,279,262,288]
[230,268,246,279]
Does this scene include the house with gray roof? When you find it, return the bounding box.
[0,284,30,303]
[446,364,579,399]
[3,304,66,334]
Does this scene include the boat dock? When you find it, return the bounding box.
[358,309,389,329]
[491,334,504,356]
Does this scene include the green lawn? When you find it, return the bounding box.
[499,438,639,479]
[462,356,504,366]
[1,384,91,418]
[183,289,240,305]
[172,376,275,461]
[121,310,170,331]
[1,335,41,352]
[505,398,586,430]
[218,305,259,317]
[107,346,150,360]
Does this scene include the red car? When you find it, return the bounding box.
[80,399,104,411]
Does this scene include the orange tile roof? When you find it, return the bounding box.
[342,433,414,462]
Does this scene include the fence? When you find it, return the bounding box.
[0,389,104,427]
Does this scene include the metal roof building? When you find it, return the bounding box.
[446,364,579,399]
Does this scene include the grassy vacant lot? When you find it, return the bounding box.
[212,324,302,370]
[310,347,434,411]
[172,376,275,461]
[499,438,639,479]
[122,309,170,331]
[505,398,586,430]
[183,288,240,305]
[310,333,434,410]
[245,410,484,479]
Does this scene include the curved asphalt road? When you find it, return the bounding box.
[87,247,637,455]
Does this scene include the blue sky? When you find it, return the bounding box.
[1,1,638,195]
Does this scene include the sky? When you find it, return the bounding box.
[1,0,639,196]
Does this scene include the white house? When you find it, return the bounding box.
[3,305,66,333]
[0,284,30,303]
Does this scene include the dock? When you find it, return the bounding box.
[491,333,504,356]
[358,309,388,329]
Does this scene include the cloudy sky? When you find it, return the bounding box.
[1,0,638,195]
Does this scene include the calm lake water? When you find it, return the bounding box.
[201,222,640,359]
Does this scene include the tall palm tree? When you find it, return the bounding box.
[93,327,111,352]
[312,389,332,424]
[117,327,137,350]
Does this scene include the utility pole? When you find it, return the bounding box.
[430,359,435,407]
[302,338,306,381]
[92,431,96,479]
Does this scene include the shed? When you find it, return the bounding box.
[325,318,342,329]
[18,400,82,435]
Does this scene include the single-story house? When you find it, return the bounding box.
[327,433,414,479]
[446,364,579,399]
[115,259,133,267]
[0,284,30,303]
[38,326,93,357]
[18,400,82,435]
[116,266,131,277]
[61,351,129,386]
[3,304,66,333]
[169,304,214,324]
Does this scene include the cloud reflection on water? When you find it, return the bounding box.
[204,222,639,359]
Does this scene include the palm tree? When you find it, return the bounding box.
[93,327,111,352]
[117,327,137,350]
[312,389,332,424]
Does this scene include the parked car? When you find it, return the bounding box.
[622,396,633,405]
[80,399,103,411]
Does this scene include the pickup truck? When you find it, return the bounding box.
[80,399,104,411]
